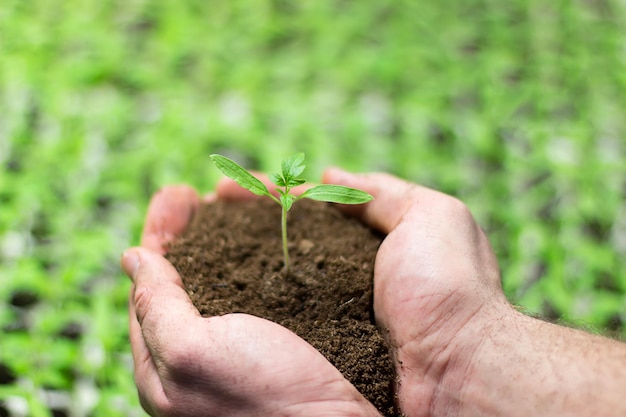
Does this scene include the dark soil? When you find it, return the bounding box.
[165,198,398,416]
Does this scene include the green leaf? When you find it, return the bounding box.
[301,185,374,204]
[280,193,296,211]
[286,177,306,187]
[281,153,306,180]
[270,173,286,187]
[210,154,271,197]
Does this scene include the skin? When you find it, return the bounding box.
[121,169,626,417]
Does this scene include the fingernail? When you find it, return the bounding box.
[122,249,141,280]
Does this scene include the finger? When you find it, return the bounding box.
[216,173,310,201]
[141,185,200,254]
[215,176,263,201]
[322,167,485,269]
[127,287,162,416]
[322,168,442,233]
[202,192,217,204]
[121,247,200,368]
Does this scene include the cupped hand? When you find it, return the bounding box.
[122,183,382,417]
[323,169,513,417]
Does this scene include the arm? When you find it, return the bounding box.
[324,168,626,417]
[462,311,626,417]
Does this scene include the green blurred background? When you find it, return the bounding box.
[1,0,625,415]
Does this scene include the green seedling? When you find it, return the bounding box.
[210,153,373,273]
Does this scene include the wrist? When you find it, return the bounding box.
[418,299,517,416]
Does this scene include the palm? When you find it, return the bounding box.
[374,210,501,350]
[171,313,368,416]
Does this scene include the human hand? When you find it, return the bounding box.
[122,184,382,417]
[323,169,512,417]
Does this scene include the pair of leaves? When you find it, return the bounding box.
[209,154,373,210]
[270,153,306,189]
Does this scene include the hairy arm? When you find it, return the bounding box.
[453,310,626,417]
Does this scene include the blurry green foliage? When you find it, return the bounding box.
[1,0,625,415]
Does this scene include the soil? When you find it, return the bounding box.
[165,198,398,416]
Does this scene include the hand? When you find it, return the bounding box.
[323,169,512,416]
[121,184,382,417]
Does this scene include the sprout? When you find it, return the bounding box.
[210,153,373,273]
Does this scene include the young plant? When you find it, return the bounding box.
[209,153,373,273]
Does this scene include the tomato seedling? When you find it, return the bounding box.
[210,153,373,273]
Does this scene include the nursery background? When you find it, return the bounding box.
[1,0,626,415]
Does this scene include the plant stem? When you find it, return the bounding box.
[281,205,290,273]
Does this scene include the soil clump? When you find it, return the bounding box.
[166,198,398,416]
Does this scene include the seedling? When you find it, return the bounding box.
[210,153,373,273]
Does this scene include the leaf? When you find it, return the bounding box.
[280,193,296,211]
[210,154,271,197]
[301,184,374,204]
[286,177,306,187]
[270,172,286,187]
[281,153,306,180]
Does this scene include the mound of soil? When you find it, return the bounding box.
[165,198,398,416]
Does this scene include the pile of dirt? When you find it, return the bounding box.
[166,198,398,416]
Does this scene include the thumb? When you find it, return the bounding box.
[122,247,200,353]
[322,168,417,233]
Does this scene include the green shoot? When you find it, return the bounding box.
[209,153,373,273]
